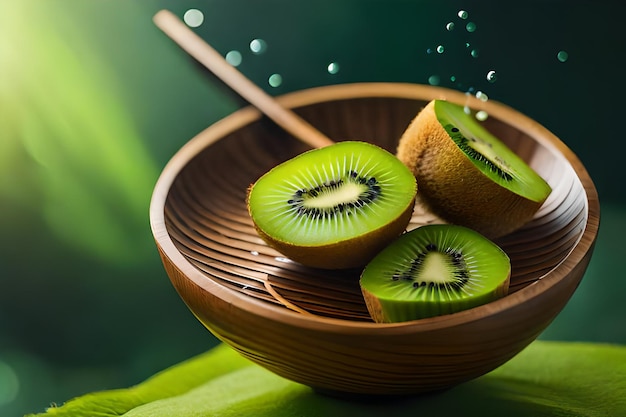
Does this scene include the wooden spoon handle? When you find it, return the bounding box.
[153,9,335,149]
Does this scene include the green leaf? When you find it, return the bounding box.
[26,344,251,417]
[27,341,626,417]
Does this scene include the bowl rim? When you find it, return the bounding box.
[150,82,600,333]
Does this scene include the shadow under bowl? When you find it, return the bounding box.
[150,83,599,396]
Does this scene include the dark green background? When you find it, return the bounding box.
[1,1,624,416]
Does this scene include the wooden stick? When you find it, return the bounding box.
[153,9,335,149]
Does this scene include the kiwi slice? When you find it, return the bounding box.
[247,141,417,269]
[360,224,511,323]
[396,100,552,238]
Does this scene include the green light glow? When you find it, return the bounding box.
[0,2,159,264]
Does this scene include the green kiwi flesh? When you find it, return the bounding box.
[435,100,552,203]
[247,141,417,269]
[360,224,511,323]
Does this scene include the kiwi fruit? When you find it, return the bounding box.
[360,224,511,323]
[246,141,417,269]
[396,99,552,238]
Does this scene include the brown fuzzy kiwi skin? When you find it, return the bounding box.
[396,101,546,239]
[246,187,416,270]
[361,287,387,323]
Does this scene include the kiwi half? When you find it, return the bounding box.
[247,141,417,269]
[360,224,511,323]
[396,100,552,238]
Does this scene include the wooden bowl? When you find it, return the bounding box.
[150,83,599,396]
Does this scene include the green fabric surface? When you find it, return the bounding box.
[28,341,626,417]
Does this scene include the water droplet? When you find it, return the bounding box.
[476,110,489,121]
[225,50,242,66]
[470,49,479,58]
[557,50,569,62]
[463,105,471,114]
[475,91,489,102]
[275,256,292,263]
[466,22,477,32]
[327,62,340,74]
[268,73,282,87]
[249,38,267,54]
[465,42,471,48]
[426,47,433,54]
[446,22,455,31]
[250,250,259,256]
[458,10,468,19]
[436,45,445,53]
[428,75,441,86]
[486,70,497,83]
[450,75,457,82]
[183,9,204,28]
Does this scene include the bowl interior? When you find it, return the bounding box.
[160,85,589,322]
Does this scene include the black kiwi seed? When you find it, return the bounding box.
[388,243,471,292]
[286,171,383,219]
[247,141,418,270]
[360,224,512,323]
[447,124,514,182]
[458,136,514,181]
